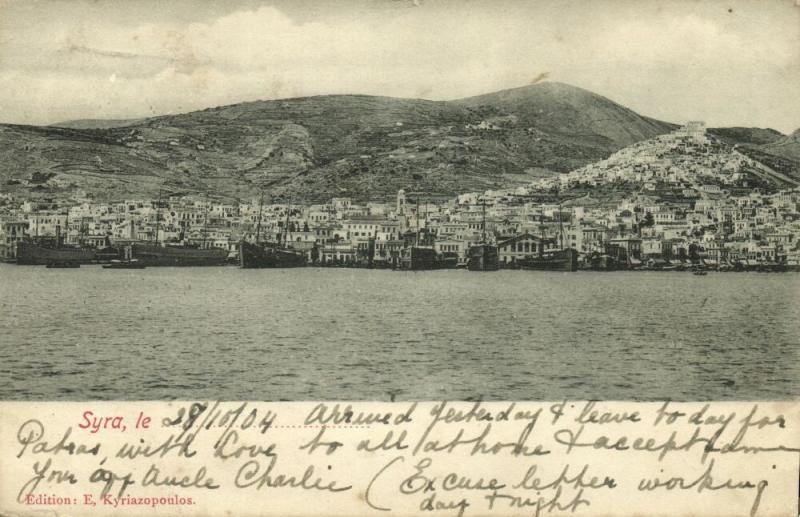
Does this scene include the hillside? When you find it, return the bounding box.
[454,82,676,148]
[708,127,800,185]
[707,126,785,146]
[0,83,681,203]
[0,82,795,204]
[535,123,800,200]
[762,129,800,162]
[54,118,145,130]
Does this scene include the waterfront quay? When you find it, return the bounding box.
[1,185,800,271]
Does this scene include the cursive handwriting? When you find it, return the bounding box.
[17,420,100,459]
[6,401,798,516]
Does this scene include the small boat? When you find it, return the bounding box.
[46,261,80,268]
[103,260,146,269]
[693,269,708,276]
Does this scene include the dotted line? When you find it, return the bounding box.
[271,425,372,429]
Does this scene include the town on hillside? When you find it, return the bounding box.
[1,123,799,271]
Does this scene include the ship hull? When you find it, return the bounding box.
[400,247,439,271]
[438,252,460,269]
[16,241,96,265]
[131,243,228,267]
[580,253,619,271]
[518,249,578,272]
[103,260,146,269]
[239,241,307,268]
[46,262,81,268]
[467,244,499,271]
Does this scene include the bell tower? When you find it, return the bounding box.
[396,189,407,215]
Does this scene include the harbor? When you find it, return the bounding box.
[3,182,800,273]
[2,123,800,273]
[2,264,798,401]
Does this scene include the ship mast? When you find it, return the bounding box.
[410,174,423,248]
[415,195,420,247]
[481,197,487,243]
[425,198,429,242]
[556,188,564,251]
[202,195,210,249]
[79,214,87,246]
[255,192,264,244]
[282,201,291,247]
[154,189,162,245]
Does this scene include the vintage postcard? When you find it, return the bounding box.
[0,0,798,515]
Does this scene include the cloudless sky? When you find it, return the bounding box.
[0,0,798,132]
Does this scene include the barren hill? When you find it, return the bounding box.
[0,83,795,204]
[763,128,800,162]
[454,82,676,148]
[708,127,800,185]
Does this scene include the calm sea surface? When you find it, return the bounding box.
[1,265,798,401]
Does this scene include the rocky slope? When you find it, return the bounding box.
[0,83,795,204]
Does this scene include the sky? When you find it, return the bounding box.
[0,0,798,132]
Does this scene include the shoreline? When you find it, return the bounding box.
[2,262,798,273]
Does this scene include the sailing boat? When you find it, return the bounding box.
[400,191,438,270]
[129,191,227,267]
[239,195,306,268]
[467,197,499,271]
[17,212,96,266]
[518,189,578,272]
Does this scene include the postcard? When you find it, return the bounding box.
[0,0,798,515]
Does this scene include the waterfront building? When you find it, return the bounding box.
[0,220,29,261]
[343,216,393,240]
[608,237,643,265]
[320,243,357,265]
[497,233,552,266]
[434,239,466,264]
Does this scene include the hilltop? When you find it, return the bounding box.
[54,118,146,130]
[453,82,675,148]
[0,82,796,204]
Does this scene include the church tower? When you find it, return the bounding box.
[396,189,407,215]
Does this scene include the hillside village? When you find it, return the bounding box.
[1,123,799,270]
[534,122,796,192]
